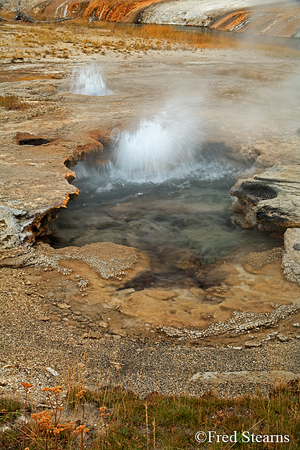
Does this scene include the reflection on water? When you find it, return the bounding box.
[49,152,282,286]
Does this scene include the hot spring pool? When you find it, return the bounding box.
[47,99,282,288]
[48,145,282,288]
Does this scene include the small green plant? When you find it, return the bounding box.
[1,381,300,449]
[0,397,23,424]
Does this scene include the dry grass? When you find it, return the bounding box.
[1,379,300,449]
[1,19,299,63]
[70,20,238,51]
[116,22,237,49]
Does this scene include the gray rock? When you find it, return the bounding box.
[282,228,300,285]
[244,341,262,348]
[158,303,300,339]
[231,165,300,231]
[277,334,291,342]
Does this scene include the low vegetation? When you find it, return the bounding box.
[0,20,235,62]
[1,380,300,449]
[1,17,299,64]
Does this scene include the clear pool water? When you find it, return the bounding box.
[49,143,282,288]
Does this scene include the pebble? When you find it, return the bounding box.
[57,303,71,309]
[277,334,291,342]
[46,367,59,376]
[82,333,101,339]
[245,341,262,348]
[40,316,50,321]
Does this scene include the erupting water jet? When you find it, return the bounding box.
[109,99,205,183]
[69,63,113,96]
[49,98,283,284]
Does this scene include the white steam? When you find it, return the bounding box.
[110,99,204,183]
[69,63,113,96]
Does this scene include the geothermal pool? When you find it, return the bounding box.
[48,88,282,287]
[49,151,281,289]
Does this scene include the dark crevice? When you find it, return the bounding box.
[240,181,278,201]
[19,138,51,146]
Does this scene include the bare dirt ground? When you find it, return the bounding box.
[1,21,300,399]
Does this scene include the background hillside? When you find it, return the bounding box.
[2,0,300,37]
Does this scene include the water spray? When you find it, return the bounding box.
[69,63,113,96]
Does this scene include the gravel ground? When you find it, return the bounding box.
[1,265,300,402]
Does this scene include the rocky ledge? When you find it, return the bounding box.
[231,165,300,232]
[0,131,103,251]
[232,165,300,285]
[283,228,300,285]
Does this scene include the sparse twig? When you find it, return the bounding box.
[21,382,33,450]
[145,402,149,450]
